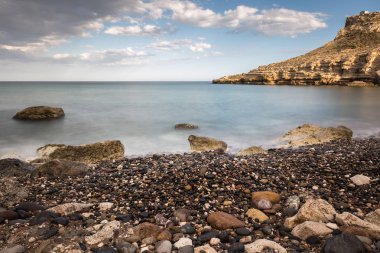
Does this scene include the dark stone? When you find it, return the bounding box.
[262,225,272,235]
[68,213,84,221]
[0,158,34,177]
[30,211,59,225]
[321,233,366,253]
[140,212,149,218]
[16,210,31,219]
[0,217,4,224]
[116,214,132,222]
[0,210,19,220]
[52,217,69,226]
[283,207,298,217]
[79,243,87,251]
[228,242,245,253]
[306,236,321,245]
[92,247,118,253]
[180,223,196,234]
[199,230,219,243]
[38,227,58,240]
[178,245,194,253]
[217,231,230,243]
[252,223,261,230]
[235,227,250,236]
[16,202,45,212]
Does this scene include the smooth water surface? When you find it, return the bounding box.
[1,82,379,158]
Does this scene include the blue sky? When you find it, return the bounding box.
[0,0,378,81]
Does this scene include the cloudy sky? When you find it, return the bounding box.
[0,0,378,81]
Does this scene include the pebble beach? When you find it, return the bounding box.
[0,137,379,253]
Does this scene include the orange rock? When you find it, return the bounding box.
[207,211,245,230]
[252,191,280,204]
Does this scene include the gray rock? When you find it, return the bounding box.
[32,160,89,178]
[155,240,173,253]
[13,106,64,120]
[321,233,365,253]
[178,245,194,253]
[285,196,301,210]
[116,240,137,253]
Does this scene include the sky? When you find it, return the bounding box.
[0,0,378,81]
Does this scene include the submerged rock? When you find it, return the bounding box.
[188,135,227,152]
[37,140,125,164]
[236,146,267,156]
[32,159,89,178]
[175,123,199,130]
[13,106,64,120]
[281,124,353,147]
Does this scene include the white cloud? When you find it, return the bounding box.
[52,48,151,65]
[105,24,162,36]
[149,39,212,53]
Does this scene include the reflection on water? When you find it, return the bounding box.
[0,82,379,158]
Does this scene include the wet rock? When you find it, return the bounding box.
[16,202,45,212]
[174,238,193,249]
[0,245,26,253]
[194,244,217,253]
[236,146,267,156]
[47,202,93,215]
[282,124,353,147]
[133,222,163,239]
[0,158,34,177]
[350,174,371,186]
[188,135,227,152]
[252,191,280,204]
[85,221,121,245]
[245,239,287,253]
[291,221,333,240]
[175,124,199,130]
[335,212,380,240]
[207,211,245,230]
[285,198,336,228]
[365,208,380,226]
[246,208,269,222]
[13,106,64,120]
[235,227,251,236]
[33,160,89,178]
[37,140,125,164]
[321,233,365,253]
[155,240,172,253]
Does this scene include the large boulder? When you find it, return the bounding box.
[13,106,64,120]
[207,211,245,230]
[281,124,353,147]
[32,160,89,178]
[236,146,267,156]
[188,135,227,152]
[284,198,337,229]
[0,158,34,177]
[37,140,125,164]
[335,212,380,240]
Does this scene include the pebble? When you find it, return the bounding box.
[178,245,194,253]
[180,223,196,234]
[235,227,250,236]
[155,240,172,253]
[209,238,220,245]
[174,238,193,249]
[228,242,245,253]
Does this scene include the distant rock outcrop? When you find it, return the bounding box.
[13,106,64,120]
[175,123,199,130]
[37,140,125,164]
[213,12,380,86]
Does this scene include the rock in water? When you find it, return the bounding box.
[188,135,227,152]
[207,211,245,230]
[32,160,89,178]
[13,106,64,120]
[281,124,353,147]
[175,123,199,130]
[213,12,380,87]
[236,146,267,156]
[0,158,34,177]
[321,233,366,253]
[37,140,125,164]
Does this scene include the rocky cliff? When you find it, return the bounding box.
[213,11,380,86]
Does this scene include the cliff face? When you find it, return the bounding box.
[213,11,380,86]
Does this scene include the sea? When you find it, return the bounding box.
[1,81,380,159]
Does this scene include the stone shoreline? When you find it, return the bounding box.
[0,138,379,253]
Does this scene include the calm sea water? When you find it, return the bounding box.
[1,81,380,159]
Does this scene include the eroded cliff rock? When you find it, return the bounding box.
[213,12,380,86]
